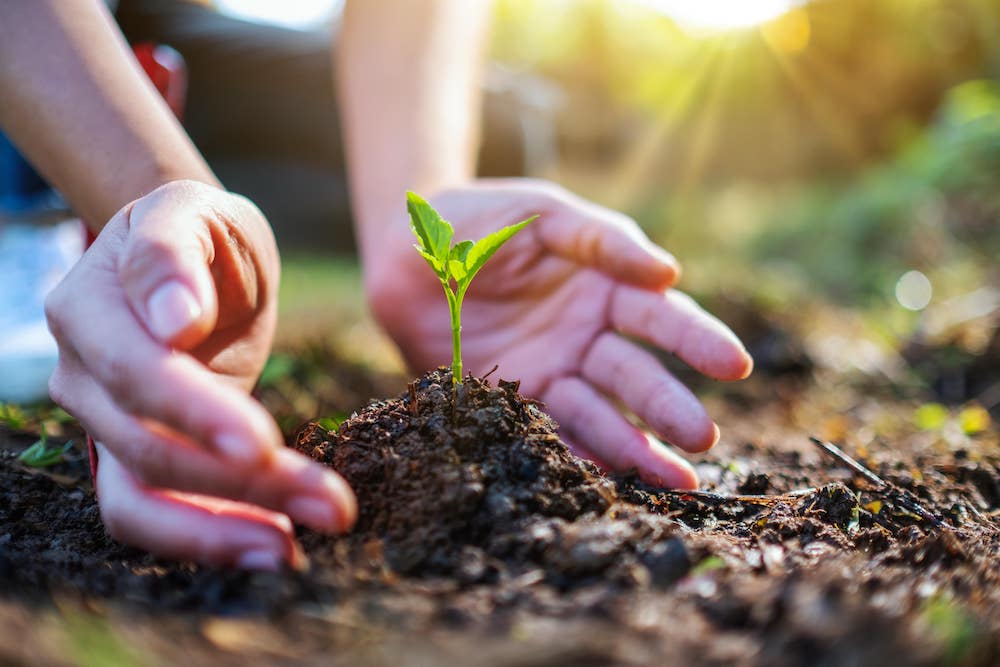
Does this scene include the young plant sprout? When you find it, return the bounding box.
[17,425,72,468]
[406,191,536,392]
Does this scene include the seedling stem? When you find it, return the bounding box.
[406,192,536,399]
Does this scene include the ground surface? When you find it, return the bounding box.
[1,325,998,666]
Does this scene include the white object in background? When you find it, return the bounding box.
[215,0,342,30]
[0,219,84,403]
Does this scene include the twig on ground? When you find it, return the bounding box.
[809,437,945,528]
[661,487,818,507]
[808,437,887,486]
[407,382,420,418]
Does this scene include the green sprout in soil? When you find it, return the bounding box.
[406,191,536,392]
[0,403,28,430]
[690,555,727,576]
[921,593,977,665]
[18,426,72,468]
[317,414,347,433]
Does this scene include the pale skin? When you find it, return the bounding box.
[1,0,751,569]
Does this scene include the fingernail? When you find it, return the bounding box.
[147,280,201,341]
[650,243,676,265]
[286,496,338,532]
[215,433,261,464]
[236,549,282,572]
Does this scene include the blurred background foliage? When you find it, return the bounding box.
[484,0,1000,382]
[490,0,999,295]
[226,0,999,416]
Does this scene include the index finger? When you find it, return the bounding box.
[610,285,753,381]
[532,196,681,290]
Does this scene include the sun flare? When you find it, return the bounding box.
[633,0,806,32]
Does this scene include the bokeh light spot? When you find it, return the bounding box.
[895,270,933,311]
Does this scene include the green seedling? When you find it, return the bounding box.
[317,414,347,433]
[690,555,727,576]
[18,426,72,468]
[0,403,28,430]
[406,191,536,392]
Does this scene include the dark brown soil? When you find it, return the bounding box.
[295,370,630,581]
[1,364,999,666]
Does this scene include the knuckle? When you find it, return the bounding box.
[606,209,640,232]
[640,389,670,431]
[152,178,207,201]
[574,223,605,265]
[639,299,662,339]
[47,366,73,410]
[122,437,163,485]
[531,179,569,203]
[119,238,177,284]
[225,191,267,228]
[95,353,138,407]
[43,290,67,342]
[550,378,596,435]
[582,333,620,385]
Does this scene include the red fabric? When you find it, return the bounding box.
[84,43,187,485]
[131,43,187,121]
[87,436,99,486]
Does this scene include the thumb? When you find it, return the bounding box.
[117,183,220,350]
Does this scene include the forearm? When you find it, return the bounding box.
[0,0,217,230]
[336,0,492,269]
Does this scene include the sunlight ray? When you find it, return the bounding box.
[606,42,727,209]
[675,39,743,190]
[765,39,868,165]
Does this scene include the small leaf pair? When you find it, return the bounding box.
[407,192,537,389]
[17,426,72,468]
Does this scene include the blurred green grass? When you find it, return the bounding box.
[276,253,403,373]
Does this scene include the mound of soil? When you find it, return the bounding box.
[294,369,680,585]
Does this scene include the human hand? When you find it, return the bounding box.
[46,180,356,570]
[366,179,752,489]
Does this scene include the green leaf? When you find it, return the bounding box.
[316,414,347,432]
[0,403,27,430]
[458,216,537,290]
[449,240,473,264]
[447,241,474,282]
[921,594,977,666]
[414,245,445,277]
[18,436,72,468]
[406,191,453,262]
[690,555,726,575]
[448,260,467,282]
